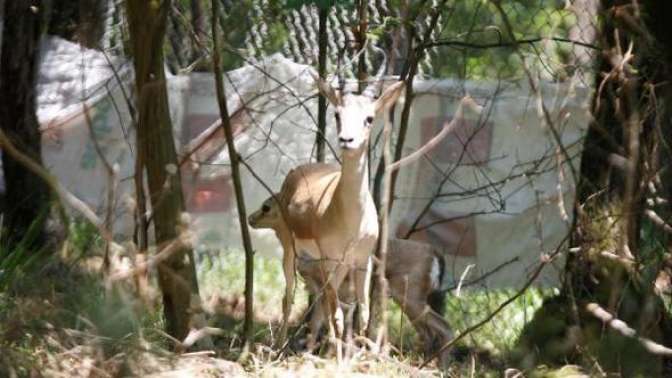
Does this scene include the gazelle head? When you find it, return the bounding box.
[248,195,281,230]
[314,75,405,156]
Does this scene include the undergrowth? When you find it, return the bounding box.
[0,219,568,376]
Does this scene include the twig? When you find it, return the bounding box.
[443,256,520,292]
[645,209,672,234]
[422,36,600,51]
[386,96,482,173]
[109,236,187,282]
[455,264,475,298]
[0,128,113,242]
[179,327,226,352]
[82,103,119,271]
[585,302,672,356]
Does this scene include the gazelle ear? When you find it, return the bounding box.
[374,81,405,114]
[311,72,341,106]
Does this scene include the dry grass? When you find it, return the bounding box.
[0,225,570,377]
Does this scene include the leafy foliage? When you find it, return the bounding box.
[433,1,579,80]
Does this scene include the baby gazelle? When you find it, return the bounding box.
[249,195,454,363]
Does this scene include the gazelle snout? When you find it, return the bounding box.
[338,135,356,150]
[248,197,279,229]
[248,210,263,228]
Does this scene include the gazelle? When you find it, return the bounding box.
[252,163,341,346]
[267,73,405,347]
[249,193,454,364]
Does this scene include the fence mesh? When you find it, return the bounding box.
[120,1,599,83]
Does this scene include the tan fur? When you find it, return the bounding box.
[279,163,341,239]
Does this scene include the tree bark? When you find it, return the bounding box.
[125,0,200,342]
[0,0,50,250]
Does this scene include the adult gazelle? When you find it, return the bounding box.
[270,72,404,348]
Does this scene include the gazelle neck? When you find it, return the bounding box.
[336,147,370,215]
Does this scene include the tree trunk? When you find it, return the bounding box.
[47,0,107,49]
[515,2,672,375]
[0,0,50,250]
[125,0,200,342]
[314,5,328,163]
[642,0,672,251]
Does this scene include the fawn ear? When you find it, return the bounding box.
[312,72,341,106]
[374,81,405,114]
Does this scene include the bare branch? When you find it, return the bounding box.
[645,209,672,234]
[0,128,113,242]
[421,36,600,51]
[585,302,672,356]
[387,96,482,173]
[109,236,187,282]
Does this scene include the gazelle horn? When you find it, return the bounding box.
[362,44,388,98]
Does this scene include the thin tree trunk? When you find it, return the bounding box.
[372,0,444,211]
[211,0,255,344]
[356,0,367,94]
[369,107,393,349]
[0,0,50,250]
[47,0,107,49]
[125,0,200,342]
[78,0,108,49]
[315,6,328,163]
[370,3,444,337]
[386,2,444,212]
[190,0,205,62]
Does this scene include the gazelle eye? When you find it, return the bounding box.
[365,116,374,125]
[262,204,271,212]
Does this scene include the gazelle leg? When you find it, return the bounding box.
[404,302,454,364]
[305,294,326,351]
[304,259,342,353]
[277,234,296,347]
[279,253,295,346]
[353,256,373,336]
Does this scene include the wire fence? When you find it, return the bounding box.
[133,1,598,82]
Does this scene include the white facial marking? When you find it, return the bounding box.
[334,95,376,153]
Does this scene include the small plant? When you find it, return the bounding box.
[0,210,50,291]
